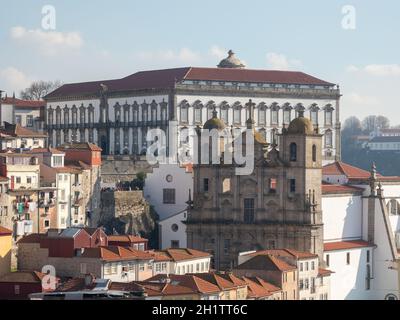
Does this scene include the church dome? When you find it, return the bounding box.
[203,109,226,131]
[217,50,246,69]
[287,113,314,135]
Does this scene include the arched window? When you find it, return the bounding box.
[123,104,130,123]
[220,101,229,124]
[132,102,139,123]
[71,106,77,125]
[258,103,267,125]
[64,107,69,125]
[312,145,317,162]
[193,100,203,124]
[115,104,121,123]
[290,143,297,161]
[55,107,61,125]
[88,104,94,124]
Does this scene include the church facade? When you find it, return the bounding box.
[186,108,324,270]
[44,51,341,164]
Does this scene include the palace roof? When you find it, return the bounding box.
[45,67,335,99]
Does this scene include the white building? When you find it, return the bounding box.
[158,210,187,249]
[144,163,193,221]
[0,97,45,132]
[44,51,340,164]
[322,161,400,300]
[0,122,46,150]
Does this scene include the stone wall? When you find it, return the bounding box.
[100,155,153,186]
[99,190,158,247]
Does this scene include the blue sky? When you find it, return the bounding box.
[1,0,400,123]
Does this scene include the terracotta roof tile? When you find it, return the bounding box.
[246,248,317,260]
[108,235,148,243]
[0,122,47,138]
[0,226,12,236]
[1,97,45,108]
[80,246,153,261]
[240,276,272,298]
[322,183,364,195]
[58,142,102,151]
[159,248,210,262]
[322,161,373,179]
[318,268,334,277]
[237,254,296,272]
[324,240,374,251]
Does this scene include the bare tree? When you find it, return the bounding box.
[19,80,62,100]
[361,115,390,133]
[342,116,362,136]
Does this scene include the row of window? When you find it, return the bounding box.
[15,115,34,127]
[180,103,334,127]
[48,102,168,125]
[299,261,316,272]
[176,261,209,274]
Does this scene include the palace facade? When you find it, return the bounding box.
[44,51,341,165]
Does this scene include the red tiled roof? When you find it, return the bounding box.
[0,122,47,138]
[147,250,173,262]
[157,248,211,262]
[318,268,334,277]
[147,274,221,294]
[45,67,334,99]
[58,142,102,152]
[1,97,45,108]
[191,273,239,290]
[322,161,374,179]
[80,246,153,261]
[322,182,364,195]
[240,276,273,298]
[28,147,64,155]
[252,277,282,293]
[246,248,317,260]
[17,233,45,244]
[237,254,296,272]
[324,240,374,252]
[0,226,12,236]
[108,235,148,243]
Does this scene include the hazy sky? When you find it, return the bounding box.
[0,0,399,124]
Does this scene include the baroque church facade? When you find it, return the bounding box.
[186,106,324,270]
[44,51,341,164]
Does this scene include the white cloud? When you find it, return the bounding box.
[346,64,400,76]
[209,45,227,60]
[266,52,302,70]
[347,92,379,105]
[0,67,32,93]
[364,64,400,76]
[10,26,83,56]
[135,47,202,65]
[346,65,359,72]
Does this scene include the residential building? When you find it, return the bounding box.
[0,122,46,150]
[144,163,193,221]
[0,271,57,300]
[241,276,282,300]
[107,235,148,250]
[238,248,331,300]
[233,254,298,300]
[44,51,340,163]
[0,97,45,131]
[322,161,400,300]
[148,248,211,276]
[0,226,12,277]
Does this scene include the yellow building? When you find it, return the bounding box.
[0,226,12,277]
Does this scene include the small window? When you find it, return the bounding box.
[366,250,370,263]
[203,178,209,192]
[171,224,179,232]
[289,179,296,193]
[312,145,317,162]
[290,143,297,162]
[44,220,50,228]
[346,252,351,265]
[300,263,303,272]
[326,254,330,267]
[244,198,255,223]
[311,261,315,270]
[171,240,179,248]
[163,189,176,204]
[14,285,20,295]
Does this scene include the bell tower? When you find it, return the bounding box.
[280,111,324,262]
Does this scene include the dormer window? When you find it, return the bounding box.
[53,155,64,167]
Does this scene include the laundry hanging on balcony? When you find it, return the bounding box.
[28,201,37,212]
